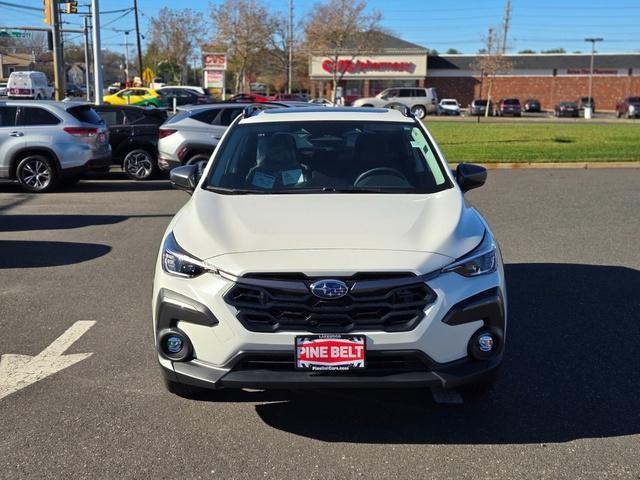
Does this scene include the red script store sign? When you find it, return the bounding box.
[322,59,416,74]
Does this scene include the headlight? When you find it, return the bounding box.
[630,105,635,112]
[162,232,216,278]
[442,231,497,277]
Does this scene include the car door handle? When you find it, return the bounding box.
[211,135,220,139]
[9,131,24,137]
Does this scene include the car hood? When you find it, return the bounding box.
[440,104,459,110]
[172,188,485,275]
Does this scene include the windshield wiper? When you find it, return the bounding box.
[204,186,271,194]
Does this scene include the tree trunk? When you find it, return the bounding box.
[485,75,494,118]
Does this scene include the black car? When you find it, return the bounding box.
[65,84,84,97]
[495,98,522,116]
[554,101,579,117]
[577,96,595,114]
[93,105,167,180]
[157,87,211,107]
[523,98,541,112]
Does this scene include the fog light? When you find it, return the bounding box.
[166,335,183,354]
[468,329,502,360]
[478,334,494,352]
[158,328,192,362]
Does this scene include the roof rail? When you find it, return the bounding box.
[242,104,260,118]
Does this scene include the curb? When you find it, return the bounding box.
[450,162,640,169]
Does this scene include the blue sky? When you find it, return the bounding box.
[3,0,640,55]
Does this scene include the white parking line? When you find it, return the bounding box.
[0,320,95,401]
[430,387,464,404]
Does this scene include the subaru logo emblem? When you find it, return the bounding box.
[310,279,349,299]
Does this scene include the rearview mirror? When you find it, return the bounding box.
[170,165,198,193]
[456,163,487,192]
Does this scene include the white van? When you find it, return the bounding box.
[7,71,54,100]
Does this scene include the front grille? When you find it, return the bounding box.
[224,273,436,333]
[233,352,430,373]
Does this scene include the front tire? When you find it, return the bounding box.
[411,105,427,119]
[16,155,58,192]
[123,148,157,180]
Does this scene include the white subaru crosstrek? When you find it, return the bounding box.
[153,106,506,396]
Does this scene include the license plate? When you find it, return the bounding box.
[295,335,366,371]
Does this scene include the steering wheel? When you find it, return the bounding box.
[354,167,408,187]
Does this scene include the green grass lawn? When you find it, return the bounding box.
[427,122,640,162]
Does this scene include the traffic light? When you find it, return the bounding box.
[43,0,52,24]
[65,1,78,14]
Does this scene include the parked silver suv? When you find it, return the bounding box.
[0,101,111,192]
[157,104,247,170]
[158,102,314,170]
[351,87,439,119]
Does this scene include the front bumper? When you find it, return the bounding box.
[154,271,507,390]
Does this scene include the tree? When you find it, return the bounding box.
[446,48,461,54]
[304,0,382,103]
[542,48,566,53]
[210,0,278,94]
[428,48,440,56]
[147,8,204,84]
[470,28,512,117]
[518,49,536,54]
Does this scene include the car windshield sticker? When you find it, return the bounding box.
[252,171,276,189]
[411,128,445,185]
[281,168,304,186]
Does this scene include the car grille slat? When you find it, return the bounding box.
[224,273,436,333]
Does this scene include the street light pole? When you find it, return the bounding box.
[91,0,103,105]
[584,37,603,119]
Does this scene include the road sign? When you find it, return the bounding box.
[203,53,227,70]
[0,30,34,39]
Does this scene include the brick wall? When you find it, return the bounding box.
[427,75,640,110]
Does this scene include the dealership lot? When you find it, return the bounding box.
[0,169,639,479]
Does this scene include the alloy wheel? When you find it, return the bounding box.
[20,159,51,191]
[124,151,154,180]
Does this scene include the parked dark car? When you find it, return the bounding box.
[554,101,579,117]
[495,98,522,116]
[523,98,541,112]
[577,96,595,114]
[468,99,493,116]
[93,105,167,180]
[65,84,84,97]
[615,96,640,119]
[157,87,211,107]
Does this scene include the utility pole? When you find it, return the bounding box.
[123,31,130,83]
[50,0,65,100]
[91,0,103,104]
[287,0,293,94]
[584,37,603,120]
[133,0,143,78]
[500,0,511,54]
[83,16,91,101]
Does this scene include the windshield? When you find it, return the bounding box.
[205,121,451,194]
[628,97,640,103]
[442,100,457,106]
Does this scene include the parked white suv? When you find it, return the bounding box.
[352,87,438,118]
[153,106,506,397]
[0,101,111,191]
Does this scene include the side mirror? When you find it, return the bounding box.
[456,163,487,192]
[170,164,198,193]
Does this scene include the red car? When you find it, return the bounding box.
[227,93,272,103]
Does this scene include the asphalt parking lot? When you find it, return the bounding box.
[1,169,639,479]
